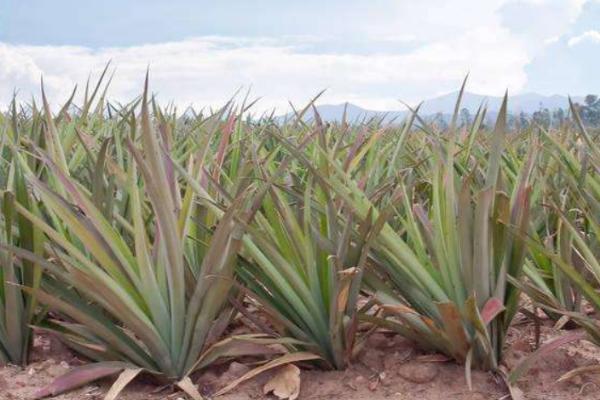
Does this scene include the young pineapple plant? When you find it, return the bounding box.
[509,101,600,383]
[368,97,535,372]
[524,200,587,321]
[274,92,537,375]
[237,144,383,369]
[515,100,600,342]
[0,100,45,366]
[8,77,263,398]
[517,119,590,321]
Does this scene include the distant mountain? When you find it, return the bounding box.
[279,103,400,123]
[281,92,585,123]
[418,91,585,115]
[280,103,405,123]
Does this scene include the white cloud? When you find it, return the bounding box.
[499,0,587,49]
[5,0,592,112]
[568,30,600,47]
[0,31,529,113]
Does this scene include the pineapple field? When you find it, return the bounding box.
[2,72,600,399]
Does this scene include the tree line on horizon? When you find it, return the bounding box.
[450,94,600,131]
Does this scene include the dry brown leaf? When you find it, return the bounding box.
[104,368,142,400]
[263,364,301,400]
[176,376,204,400]
[415,354,451,363]
[215,352,319,396]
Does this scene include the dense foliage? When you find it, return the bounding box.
[1,74,600,397]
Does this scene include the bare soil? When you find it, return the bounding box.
[2,316,600,400]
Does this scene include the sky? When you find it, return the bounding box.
[1,0,600,112]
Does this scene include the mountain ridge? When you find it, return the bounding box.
[282,91,586,122]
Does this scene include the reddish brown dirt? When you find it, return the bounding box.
[2,318,600,400]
